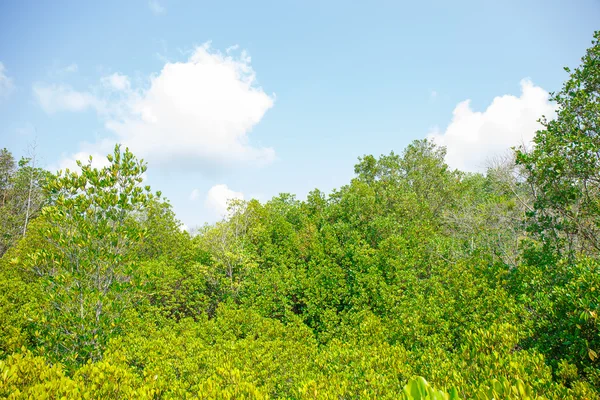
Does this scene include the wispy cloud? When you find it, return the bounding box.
[148,0,165,15]
[32,83,104,114]
[189,188,201,201]
[63,63,78,73]
[0,62,15,99]
[100,72,130,91]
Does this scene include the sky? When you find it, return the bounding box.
[0,0,598,229]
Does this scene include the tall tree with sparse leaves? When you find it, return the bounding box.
[24,144,156,366]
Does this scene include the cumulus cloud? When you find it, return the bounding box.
[148,0,165,15]
[38,44,275,174]
[106,45,275,169]
[428,79,555,172]
[205,184,244,217]
[0,62,15,99]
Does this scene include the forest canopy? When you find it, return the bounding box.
[0,32,599,399]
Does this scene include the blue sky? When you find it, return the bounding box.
[0,0,598,229]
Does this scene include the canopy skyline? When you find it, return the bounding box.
[0,0,598,228]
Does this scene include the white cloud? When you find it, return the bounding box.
[189,188,201,201]
[430,90,438,100]
[50,150,112,172]
[205,184,244,217]
[46,63,79,79]
[148,0,165,15]
[40,44,275,174]
[64,63,78,73]
[101,72,130,91]
[0,62,15,99]
[428,79,555,172]
[106,45,275,169]
[33,83,104,114]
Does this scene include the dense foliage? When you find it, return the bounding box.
[0,32,599,399]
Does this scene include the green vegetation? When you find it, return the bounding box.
[0,32,599,399]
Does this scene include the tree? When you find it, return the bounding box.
[0,149,17,256]
[195,199,259,313]
[21,140,42,236]
[0,148,16,206]
[513,31,600,383]
[0,147,49,256]
[24,144,155,366]
[516,31,600,256]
